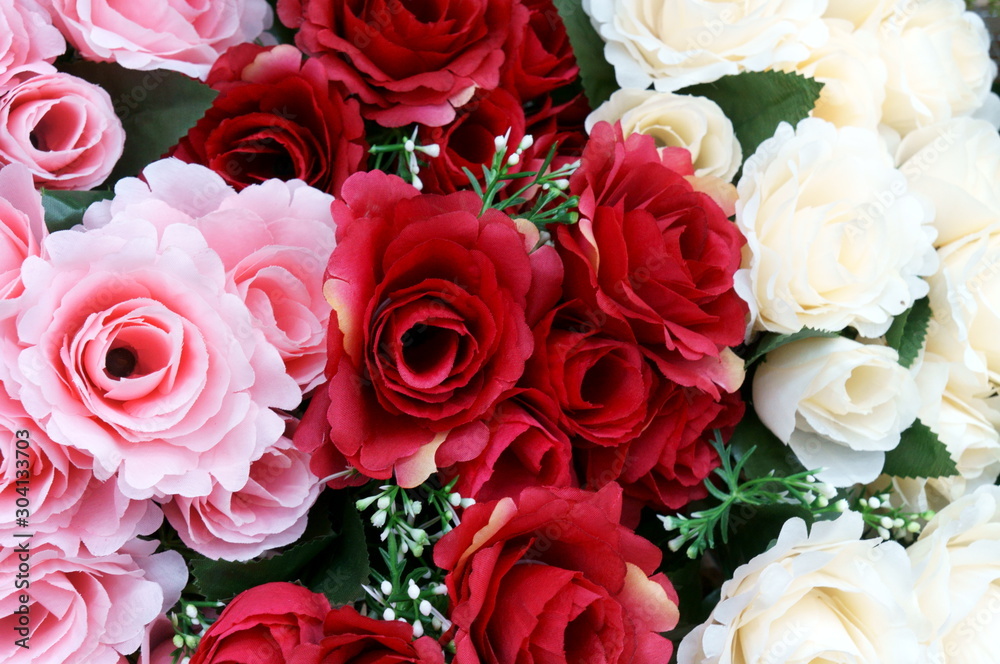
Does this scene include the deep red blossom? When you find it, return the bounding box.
[298,171,562,488]
[555,121,747,395]
[171,43,367,197]
[434,484,679,664]
[277,0,519,127]
[291,606,445,664]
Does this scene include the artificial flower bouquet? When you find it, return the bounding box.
[2,0,1000,663]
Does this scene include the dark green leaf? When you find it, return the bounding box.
[304,499,370,606]
[63,61,217,183]
[552,0,618,107]
[679,71,824,161]
[41,190,114,232]
[727,408,806,480]
[746,328,842,366]
[884,297,931,369]
[882,419,958,479]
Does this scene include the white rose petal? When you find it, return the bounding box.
[878,0,996,135]
[908,486,1000,663]
[896,117,1000,246]
[678,512,929,664]
[753,336,920,486]
[583,0,828,92]
[735,117,938,337]
[586,89,742,181]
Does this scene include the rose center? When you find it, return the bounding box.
[105,346,138,379]
[400,325,459,374]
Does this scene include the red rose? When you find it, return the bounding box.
[434,484,680,664]
[418,88,528,195]
[291,606,445,664]
[499,0,579,103]
[582,385,745,514]
[555,121,747,395]
[277,0,518,127]
[299,171,562,488]
[190,583,330,664]
[171,43,367,197]
[440,388,576,503]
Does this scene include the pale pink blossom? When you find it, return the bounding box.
[6,216,300,500]
[0,72,124,190]
[42,0,272,80]
[86,159,337,393]
[0,538,186,664]
[0,0,64,87]
[162,431,321,561]
[0,163,46,299]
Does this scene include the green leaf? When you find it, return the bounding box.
[552,0,618,108]
[746,327,841,366]
[63,61,217,184]
[882,419,958,479]
[678,71,824,161]
[304,499,370,606]
[41,190,114,232]
[727,408,806,480]
[884,297,931,369]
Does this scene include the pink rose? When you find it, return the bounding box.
[0,538,186,664]
[162,429,321,561]
[0,0,64,87]
[0,390,163,556]
[0,72,124,190]
[6,215,300,500]
[85,159,337,393]
[41,0,272,80]
[0,163,46,299]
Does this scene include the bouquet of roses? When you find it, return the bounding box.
[2,0,1000,663]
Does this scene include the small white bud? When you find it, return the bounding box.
[507,153,520,167]
[494,133,508,152]
[185,604,198,619]
[377,496,392,510]
[412,175,424,191]
[518,135,534,151]
[404,139,415,152]
[408,582,420,600]
[419,143,441,158]
[371,510,387,528]
[802,492,816,505]
[867,497,881,510]
[400,540,409,555]
[412,620,425,638]
[411,501,423,515]
[184,634,199,649]
[420,599,433,616]
[880,516,895,529]
[460,497,476,508]
[893,518,905,529]
[667,535,686,552]
[432,584,448,596]
[432,617,443,631]
[877,526,891,540]
[553,178,570,190]
[448,493,462,507]
[906,521,922,533]
[816,496,829,508]
[190,618,200,627]
[173,635,185,649]
[383,607,396,621]
[381,580,393,596]
[180,658,191,664]
[834,499,849,512]
[879,494,891,504]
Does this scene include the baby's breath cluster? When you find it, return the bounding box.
[168,599,224,664]
[844,490,933,541]
[469,128,580,227]
[355,479,473,639]
[368,126,441,191]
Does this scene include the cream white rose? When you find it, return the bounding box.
[754,336,920,486]
[878,0,996,135]
[891,349,1000,513]
[824,0,897,31]
[735,118,937,336]
[908,486,1000,663]
[678,512,928,664]
[582,0,828,92]
[786,19,887,129]
[896,118,1000,246]
[586,89,742,181]
[927,224,1000,383]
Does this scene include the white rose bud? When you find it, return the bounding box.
[586,89,742,181]
[753,336,920,486]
